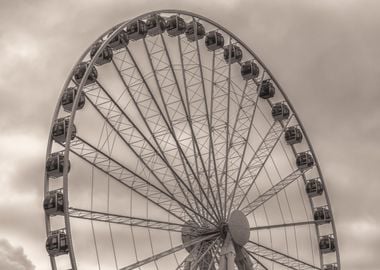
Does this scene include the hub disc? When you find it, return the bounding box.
[228,210,250,246]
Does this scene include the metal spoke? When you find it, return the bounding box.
[234,245,268,270]
[141,35,205,220]
[244,248,269,270]
[83,77,217,225]
[208,49,224,219]
[192,17,223,219]
[120,46,203,216]
[190,237,220,270]
[177,33,222,222]
[176,237,220,270]
[65,136,207,224]
[68,207,187,232]
[245,241,320,270]
[110,54,205,225]
[119,40,220,223]
[119,233,218,270]
[241,168,309,216]
[223,36,233,219]
[223,72,264,218]
[229,115,294,212]
[250,220,323,231]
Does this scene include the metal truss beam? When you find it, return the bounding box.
[250,220,320,231]
[119,233,218,270]
[245,241,320,270]
[69,207,186,232]
[64,136,209,224]
[241,168,308,216]
[244,249,269,270]
[83,77,217,225]
[230,116,294,211]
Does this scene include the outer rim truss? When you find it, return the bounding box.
[44,9,340,270]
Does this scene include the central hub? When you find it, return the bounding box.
[227,210,250,246]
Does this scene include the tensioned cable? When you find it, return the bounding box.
[249,102,306,266]
[90,165,101,269]
[233,87,297,269]
[280,139,316,265]
[89,71,135,268]
[90,120,109,270]
[204,42,276,268]
[254,94,318,266]
[104,121,120,270]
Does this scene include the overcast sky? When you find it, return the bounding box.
[0,0,379,269]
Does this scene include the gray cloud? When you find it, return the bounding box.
[0,239,35,270]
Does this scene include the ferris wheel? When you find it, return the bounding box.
[43,10,341,270]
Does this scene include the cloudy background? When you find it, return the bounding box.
[0,0,379,269]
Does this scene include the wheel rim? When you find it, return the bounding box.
[44,10,340,270]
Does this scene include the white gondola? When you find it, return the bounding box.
[296,151,314,170]
[166,15,186,37]
[46,230,69,257]
[306,178,324,197]
[61,87,85,112]
[284,126,303,145]
[108,29,128,50]
[258,79,275,99]
[271,102,290,121]
[43,189,64,215]
[314,206,331,224]
[73,62,97,86]
[146,14,166,36]
[127,20,147,40]
[323,263,338,270]
[90,42,113,66]
[185,21,206,42]
[46,152,70,178]
[223,44,243,64]
[241,60,259,80]
[205,31,224,51]
[319,235,336,254]
[52,117,76,143]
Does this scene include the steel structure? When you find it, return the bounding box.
[44,10,340,270]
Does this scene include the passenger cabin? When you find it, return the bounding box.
[224,44,243,64]
[108,30,128,50]
[323,264,338,270]
[127,20,147,41]
[271,102,290,121]
[166,15,186,37]
[296,152,314,170]
[284,126,303,145]
[73,62,98,86]
[46,230,69,257]
[205,31,224,51]
[46,152,70,178]
[319,235,336,253]
[241,61,259,80]
[314,206,331,224]
[259,79,275,99]
[52,118,76,143]
[90,42,113,66]
[61,87,85,112]
[185,21,206,42]
[146,14,166,36]
[306,178,324,197]
[43,189,64,215]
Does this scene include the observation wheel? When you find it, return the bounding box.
[43,10,340,270]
